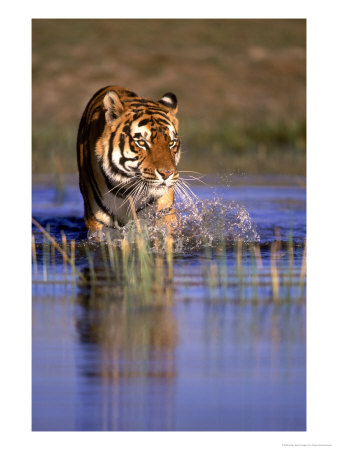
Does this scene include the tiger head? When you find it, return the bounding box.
[98,89,181,200]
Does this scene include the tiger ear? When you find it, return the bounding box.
[158,92,178,115]
[103,91,124,124]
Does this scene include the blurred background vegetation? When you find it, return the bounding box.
[32,19,306,176]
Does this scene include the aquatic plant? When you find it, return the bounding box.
[32,215,306,305]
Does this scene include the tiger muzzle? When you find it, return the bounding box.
[157,168,176,180]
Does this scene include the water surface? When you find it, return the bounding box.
[32,175,306,431]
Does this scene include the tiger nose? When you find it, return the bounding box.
[157,168,175,180]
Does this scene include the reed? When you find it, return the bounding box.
[165,235,174,282]
[154,254,164,300]
[106,232,116,273]
[121,238,130,278]
[32,218,87,283]
[46,224,51,271]
[202,245,213,300]
[110,236,121,280]
[236,239,242,268]
[299,239,306,297]
[270,242,280,302]
[136,238,152,304]
[219,240,228,301]
[128,197,141,233]
[84,245,96,284]
[209,260,219,301]
[285,230,294,300]
[236,239,244,301]
[32,235,38,276]
[70,239,76,277]
[61,230,68,278]
[99,232,111,281]
[287,231,294,268]
[51,237,56,273]
[250,245,258,304]
[42,233,47,282]
[32,217,306,304]
[253,243,263,269]
[275,226,282,252]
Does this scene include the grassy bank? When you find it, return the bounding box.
[32,19,306,175]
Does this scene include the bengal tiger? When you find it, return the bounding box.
[77,86,181,237]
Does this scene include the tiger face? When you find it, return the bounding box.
[77,86,182,231]
[98,90,181,201]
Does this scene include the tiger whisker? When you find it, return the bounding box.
[174,181,194,203]
[125,180,148,215]
[134,182,147,207]
[119,180,143,209]
[126,182,146,216]
[177,179,198,200]
[115,183,137,203]
[112,178,141,212]
[119,175,142,195]
[181,176,209,186]
[178,185,195,204]
[102,176,139,196]
[118,186,139,210]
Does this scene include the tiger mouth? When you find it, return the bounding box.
[146,179,177,188]
[141,178,177,197]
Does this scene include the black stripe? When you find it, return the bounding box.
[98,159,121,194]
[87,172,114,218]
[124,89,138,98]
[138,118,150,127]
[108,129,117,165]
[83,133,118,218]
[118,133,140,166]
[131,110,144,120]
[127,99,157,107]
[122,123,131,133]
[128,141,139,153]
[119,133,125,152]
[84,128,104,200]
[151,110,171,118]
[110,158,135,179]
[108,126,135,177]
[145,107,169,114]
[137,156,146,168]
[153,117,172,128]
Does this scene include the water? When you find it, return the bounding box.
[32,175,306,431]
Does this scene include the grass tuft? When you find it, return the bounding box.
[32,218,306,305]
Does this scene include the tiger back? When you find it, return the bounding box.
[77,86,181,234]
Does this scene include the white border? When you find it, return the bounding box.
[1,1,338,449]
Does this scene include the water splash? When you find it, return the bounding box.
[88,193,260,252]
[176,196,260,250]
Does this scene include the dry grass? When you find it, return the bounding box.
[32,19,306,175]
[32,219,307,304]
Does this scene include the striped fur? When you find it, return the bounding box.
[77,86,181,232]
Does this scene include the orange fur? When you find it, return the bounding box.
[77,86,181,233]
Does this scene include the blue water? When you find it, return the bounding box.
[32,178,306,245]
[32,176,306,431]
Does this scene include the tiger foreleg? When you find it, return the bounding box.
[156,188,180,233]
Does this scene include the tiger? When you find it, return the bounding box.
[77,86,181,237]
